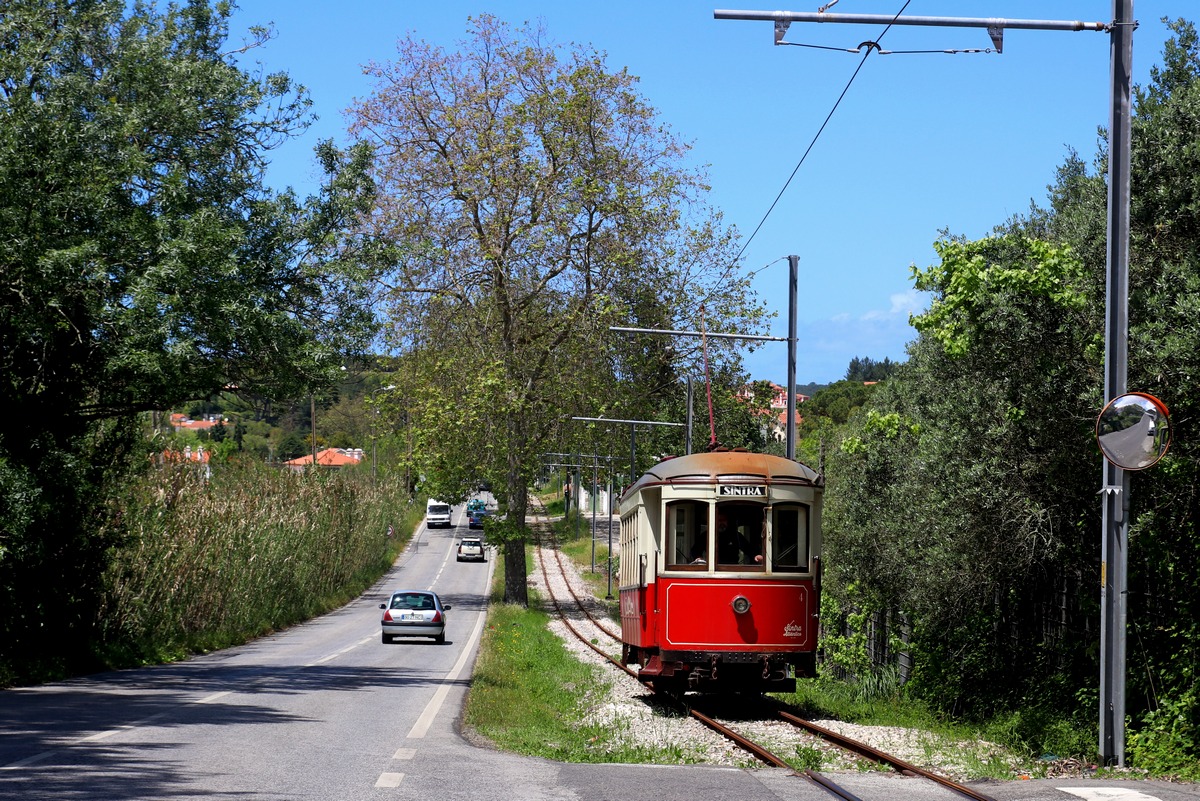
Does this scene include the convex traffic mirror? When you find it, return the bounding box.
[1096,392,1171,470]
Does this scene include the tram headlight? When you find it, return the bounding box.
[731,595,751,614]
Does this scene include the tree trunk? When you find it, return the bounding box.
[502,421,530,606]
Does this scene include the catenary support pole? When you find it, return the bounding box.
[686,377,694,455]
[591,453,598,572]
[786,255,799,461]
[1100,0,1134,768]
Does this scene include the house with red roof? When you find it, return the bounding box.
[737,382,809,444]
[283,448,366,472]
[171,413,227,432]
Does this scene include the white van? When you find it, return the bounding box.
[426,499,452,528]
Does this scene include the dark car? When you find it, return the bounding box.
[467,507,489,529]
[380,590,451,644]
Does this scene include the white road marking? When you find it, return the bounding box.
[408,599,487,738]
[1,751,54,769]
[80,709,170,743]
[392,748,416,760]
[81,726,134,742]
[308,633,376,666]
[375,772,404,787]
[1057,789,1164,801]
[194,691,231,704]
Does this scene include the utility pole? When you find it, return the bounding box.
[607,470,615,599]
[310,394,317,470]
[686,376,694,455]
[786,255,799,460]
[1100,0,1134,768]
[715,2,1132,765]
[591,453,599,572]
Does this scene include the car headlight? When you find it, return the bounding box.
[731,595,751,614]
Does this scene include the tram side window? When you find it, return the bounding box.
[771,504,809,572]
[666,501,706,567]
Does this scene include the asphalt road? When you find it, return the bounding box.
[2,501,1197,801]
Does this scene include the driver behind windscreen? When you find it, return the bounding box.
[716,508,762,564]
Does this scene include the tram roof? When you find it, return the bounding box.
[625,450,822,497]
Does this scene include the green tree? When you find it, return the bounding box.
[350,15,765,604]
[0,0,378,678]
[275,431,309,462]
[825,233,1098,714]
[1006,20,1200,765]
[844,356,901,382]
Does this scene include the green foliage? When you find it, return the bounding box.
[844,356,901,382]
[803,380,879,426]
[910,236,1087,358]
[823,230,1100,719]
[483,514,526,547]
[1126,691,1200,779]
[0,0,380,676]
[93,462,413,671]
[816,22,1200,773]
[351,15,766,604]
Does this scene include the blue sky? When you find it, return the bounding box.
[228,2,1187,385]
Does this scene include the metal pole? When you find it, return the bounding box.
[786,255,799,461]
[573,454,581,543]
[713,9,1108,34]
[606,470,614,599]
[591,453,598,572]
[630,425,636,486]
[686,377,694,455]
[1100,0,1134,767]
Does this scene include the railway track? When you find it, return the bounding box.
[526,496,999,801]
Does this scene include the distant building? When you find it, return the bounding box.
[170,413,227,432]
[283,448,366,472]
[738,382,809,443]
[156,445,210,465]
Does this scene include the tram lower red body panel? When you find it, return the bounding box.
[621,577,815,652]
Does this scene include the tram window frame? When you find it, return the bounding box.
[665,500,708,570]
[770,503,810,573]
[715,502,766,571]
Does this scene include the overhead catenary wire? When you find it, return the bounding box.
[730,1,913,265]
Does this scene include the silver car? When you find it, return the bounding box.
[380,590,450,644]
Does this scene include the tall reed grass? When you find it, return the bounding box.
[98,460,417,663]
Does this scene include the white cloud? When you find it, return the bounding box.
[889,289,928,316]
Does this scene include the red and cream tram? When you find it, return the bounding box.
[617,449,823,693]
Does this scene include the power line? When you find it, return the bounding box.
[731,2,913,264]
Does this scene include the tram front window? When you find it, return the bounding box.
[716,503,764,568]
[666,501,707,567]
[771,504,809,572]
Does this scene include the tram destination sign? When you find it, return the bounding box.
[719,485,766,497]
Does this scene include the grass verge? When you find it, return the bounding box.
[462,543,709,764]
[463,503,1125,781]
